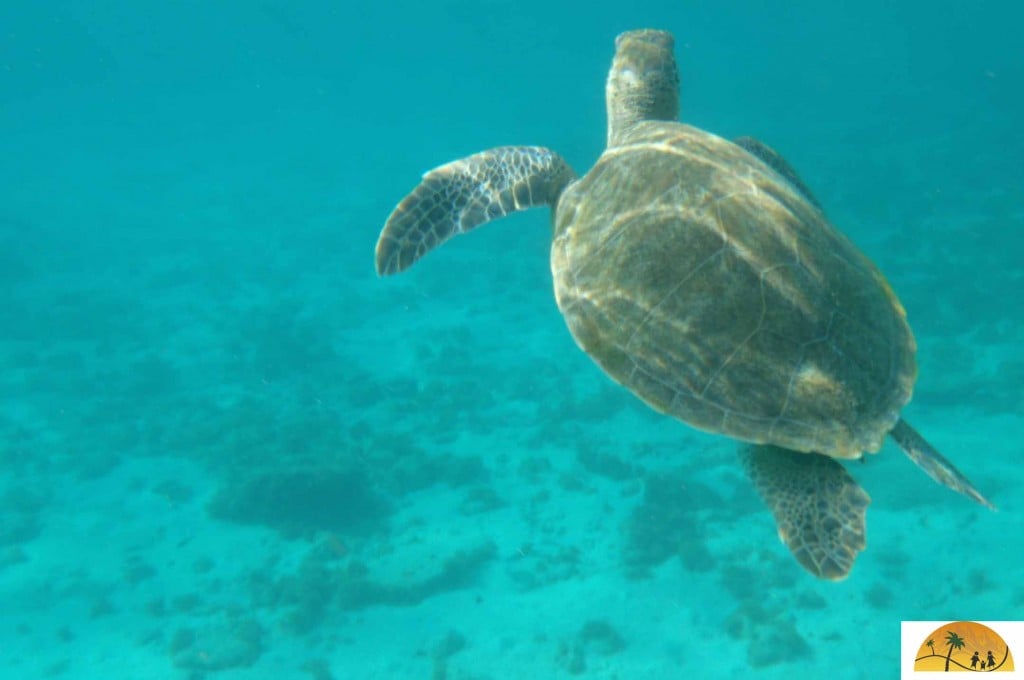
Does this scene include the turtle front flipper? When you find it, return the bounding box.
[890,419,995,510]
[739,445,869,580]
[375,146,576,275]
[733,136,822,210]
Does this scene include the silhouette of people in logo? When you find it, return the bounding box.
[970,651,980,669]
[987,650,996,669]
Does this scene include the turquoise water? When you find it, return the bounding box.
[2,2,1022,678]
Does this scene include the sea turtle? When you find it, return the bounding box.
[373,29,993,579]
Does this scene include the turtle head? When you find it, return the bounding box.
[606,29,680,148]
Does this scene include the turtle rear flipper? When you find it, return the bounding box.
[375,146,576,275]
[890,419,995,510]
[740,445,869,580]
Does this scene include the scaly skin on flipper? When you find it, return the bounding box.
[740,444,870,580]
[375,146,576,275]
[890,419,995,509]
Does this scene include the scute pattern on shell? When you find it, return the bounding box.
[552,121,916,459]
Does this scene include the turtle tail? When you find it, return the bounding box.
[890,419,995,509]
[375,146,576,275]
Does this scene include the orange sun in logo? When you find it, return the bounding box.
[914,621,1014,672]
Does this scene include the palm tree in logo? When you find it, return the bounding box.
[944,631,966,671]
[926,639,935,656]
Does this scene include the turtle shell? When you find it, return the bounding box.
[551,121,916,459]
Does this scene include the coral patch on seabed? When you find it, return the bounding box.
[169,616,264,671]
[557,618,629,674]
[207,467,391,537]
[622,469,720,578]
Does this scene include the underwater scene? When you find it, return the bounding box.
[1,1,1022,678]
